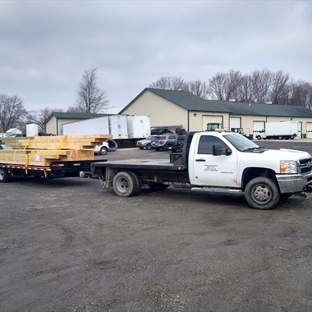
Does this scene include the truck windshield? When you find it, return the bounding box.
[223,133,259,152]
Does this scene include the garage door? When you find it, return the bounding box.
[230,117,241,131]
[307,122,312,138]
[253,121,265,137]
[202,115,223,131]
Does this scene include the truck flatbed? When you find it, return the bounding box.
[91,158,184,171]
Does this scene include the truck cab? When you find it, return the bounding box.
[185,131,312,208]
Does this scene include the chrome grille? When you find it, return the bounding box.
[299,157,312,174]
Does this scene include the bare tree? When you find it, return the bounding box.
[249,69,272,103]
[288,80,312,108]
[236,74,254,103]
[149,77,186,91]
[0,94,27,132]
[269,70,290,104]
[74,67,109,113]
[26,107,64,133]
[150,77,211,99]
[183,80,209,98]
[208,72,228,101]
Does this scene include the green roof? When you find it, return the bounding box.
[121,88,312,118]
[47,112,108,122]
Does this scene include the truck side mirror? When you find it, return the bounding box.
[213,143,232,156]
[225,148,232,156]
[213,143,223,156]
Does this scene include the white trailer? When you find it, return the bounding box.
[256,121,299,140]
[127,115,150,138]
[62,116,110,135]
[62,115,150,148]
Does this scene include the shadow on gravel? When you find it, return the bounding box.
[4,176,95,187]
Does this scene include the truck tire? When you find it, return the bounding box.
[113,171,138,197]
[128,171,142,195]
[148,182,169,191]
[245,177,280,210]
[108,139,118,151]
[256,135,261,140]
[0,168,9,183]
[100,146,108,155]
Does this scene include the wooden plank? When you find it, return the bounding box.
[1,134,113,150]
[0,149,94,166]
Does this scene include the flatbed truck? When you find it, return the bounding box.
[91,131,312,210]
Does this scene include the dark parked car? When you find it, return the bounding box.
[151,134,178,151]
[165,134,186,152]
[151,127,173,135]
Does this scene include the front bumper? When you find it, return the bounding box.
[276,171,312,193]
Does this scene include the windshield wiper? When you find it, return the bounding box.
[243,147,263,152]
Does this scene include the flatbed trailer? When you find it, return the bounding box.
[0,160,93,182]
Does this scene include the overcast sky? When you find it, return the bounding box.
[1,0,312,112]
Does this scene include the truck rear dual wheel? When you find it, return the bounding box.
[245,177,280,210]
[0,168,9,183]
[113,171,142,197]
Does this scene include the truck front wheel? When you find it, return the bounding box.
[113,171,140,197]
[245,177,280,210]
[0,168,9,183]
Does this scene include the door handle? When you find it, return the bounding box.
[196,159,206,162]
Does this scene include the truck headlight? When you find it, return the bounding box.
[280,160,297,174]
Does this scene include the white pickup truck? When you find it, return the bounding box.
[91,131,312,210]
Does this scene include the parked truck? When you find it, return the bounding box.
[91,131,312,210]
[63,115,151,148]
[256,121,299,140]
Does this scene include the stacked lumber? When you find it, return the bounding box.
[0,134,112,167]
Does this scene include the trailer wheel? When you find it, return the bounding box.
[113,171,137,197]
[148,182,169,191]
[0,168,9,183]
[100,146,108,155]
[245,177,280,210]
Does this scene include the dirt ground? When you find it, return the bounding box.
[1,140,312,312]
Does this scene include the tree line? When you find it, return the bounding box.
[1,68,312,134]
[149,69,312,109]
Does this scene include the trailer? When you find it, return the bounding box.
[0,160,93,182]
[62,115,151,148]
[0,134,110,182]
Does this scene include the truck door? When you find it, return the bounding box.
[191,135,238,187]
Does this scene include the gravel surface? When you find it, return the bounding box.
[1,140,312,312]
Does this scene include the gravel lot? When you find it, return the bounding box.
[1,139,312,312]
